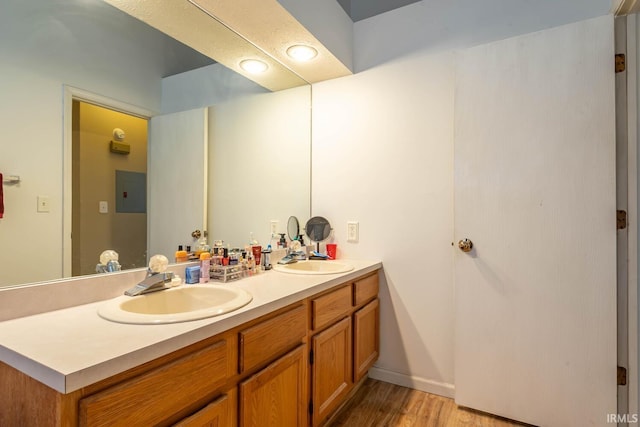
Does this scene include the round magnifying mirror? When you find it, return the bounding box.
[304,216,331,243]
[287,216,300,241]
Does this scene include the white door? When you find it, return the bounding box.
[454,16,616,426]
[148,108,207,260]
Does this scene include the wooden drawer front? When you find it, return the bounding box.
[79,339,229,427]
[353,273,379,307]
[354,298,380,382]
[239,304,307,374]
[312,285,352,331]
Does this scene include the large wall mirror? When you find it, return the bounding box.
[0,0,311,289]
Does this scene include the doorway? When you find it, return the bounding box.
[71,100,148,276]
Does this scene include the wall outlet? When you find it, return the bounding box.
[347,221,359,243]
[99,201,109,214]
[37,196,50,213]
[270,220,279,236]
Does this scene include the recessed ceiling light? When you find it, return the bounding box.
[240,59,268,74]
[286,44,318,62]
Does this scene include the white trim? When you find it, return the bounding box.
[202,108,209,235]
[62,86,155,277]
[629,13,639,418]
[616,15,631,420]
[368,367,455,399]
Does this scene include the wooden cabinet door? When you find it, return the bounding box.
[173,390,235,427]
[239,345,307,427]
[311,316,352,426]
[353,298,379,382]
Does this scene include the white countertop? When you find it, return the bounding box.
[0,259,381,394]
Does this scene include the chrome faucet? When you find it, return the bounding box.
[124,272,174,296]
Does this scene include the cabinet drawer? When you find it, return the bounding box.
[353,273,379,307]
[239,304,307,373]
[312,285,352,331]
[79,339,230,427]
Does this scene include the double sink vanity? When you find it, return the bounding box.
[0,259,381,426]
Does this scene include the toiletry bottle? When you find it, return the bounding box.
[262,245,272,270]
[279,233,287,249]
[246,252,255,276]
[195,237,211,258]
[175,247,188,263]
[222,247,229,266]
[199,252,211,283]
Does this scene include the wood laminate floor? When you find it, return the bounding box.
[328,379,530,427]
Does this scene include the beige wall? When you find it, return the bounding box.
[73,101,147,275]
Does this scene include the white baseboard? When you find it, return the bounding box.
[368,367,455,399]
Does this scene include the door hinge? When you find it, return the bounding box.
[309,349,314,365]
[618,366,627,386]
[616,54,626,73]
[617,210,627,230]
[309,400,314,415]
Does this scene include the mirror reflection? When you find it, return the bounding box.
[0,0,311,288]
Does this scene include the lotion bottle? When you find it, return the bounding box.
[199,252,211,283]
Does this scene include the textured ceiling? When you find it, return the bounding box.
[336,0,421,21]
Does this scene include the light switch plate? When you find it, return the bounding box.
[99,201,108,214]
[347,221,359,243]
[37,196,50,213]
[270,220,279,236]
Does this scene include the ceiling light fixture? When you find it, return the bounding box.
[240,59,268,74]
[286,44,318,62]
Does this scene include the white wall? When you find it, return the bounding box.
[312,0,612,396]
[0,0,165,287]
[208,86,311,248]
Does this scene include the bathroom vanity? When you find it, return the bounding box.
[0,260,380,426]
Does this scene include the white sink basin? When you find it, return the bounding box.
[98,285,252,324]
[273,260,354,275]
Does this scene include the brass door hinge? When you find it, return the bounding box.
[618,210,627,230]
[616,54,626,73]
[618,366,627,386]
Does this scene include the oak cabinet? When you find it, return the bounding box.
[310,271,380,426]
[1,269,379,427]
[79,338,233,427]
[239,304,307,374]
[311,317,353,426]
[353,298,380,382]
[311,285,352,331]
[239,345,308,427]
[353,273,379,307]
[173,391,236,427]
